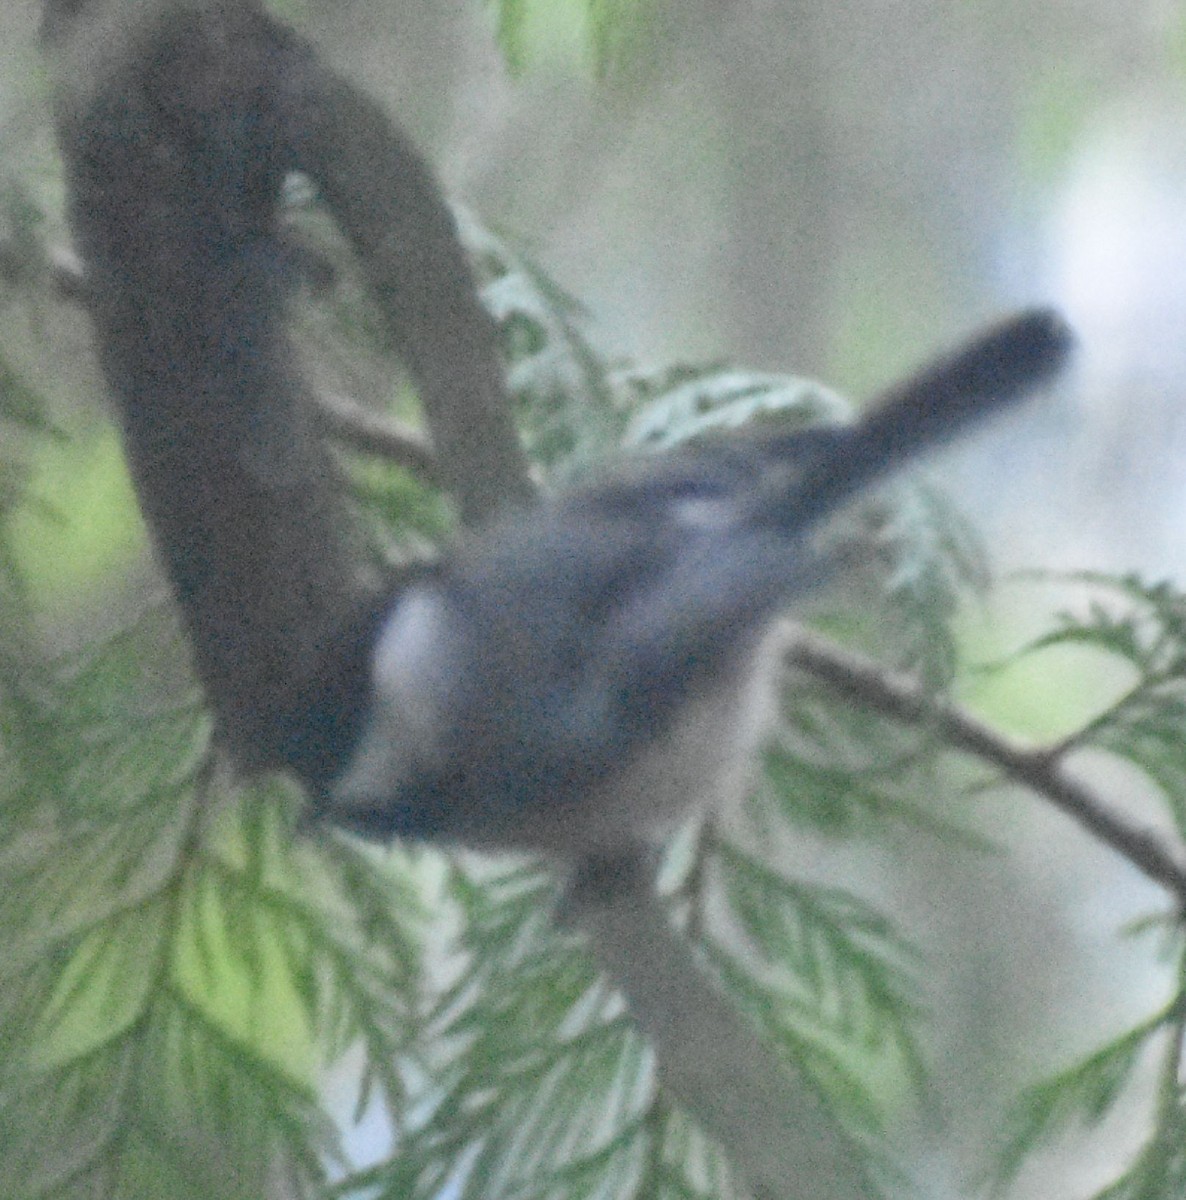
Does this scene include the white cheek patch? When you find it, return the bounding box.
[372,586,453,717]
[671,495,738,530]
[334,585,455,804]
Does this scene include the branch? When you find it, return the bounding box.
[313,391,439,480]
[290,53,536,524]
[784,626,1186,904]
[46,3,363,770]
[38,244,442,482]
[576,885,883,1200]
[44,1,519,767]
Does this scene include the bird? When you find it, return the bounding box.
[280,309,1073,877]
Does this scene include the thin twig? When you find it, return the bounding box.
[313,391,439,481]
[783,625,1186,905]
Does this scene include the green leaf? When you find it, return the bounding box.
[624,368,847,452]
[462,212,623,474]
[992,1011,1169,1190]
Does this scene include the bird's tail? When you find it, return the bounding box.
[748,307,1074,534]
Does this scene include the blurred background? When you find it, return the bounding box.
[296,0,1186,572]
[3,2,1185,1197]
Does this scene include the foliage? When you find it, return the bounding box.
[985,575,1186,1200]
[13,148,1186,1196]
[487,0,660,76]
[463,211,626,475]
[0,605,423,1198]
[0,296,425,1193]
[321,206,955,1200]
[0,170,981,1198]
[4,12,1186,1200]
[10,146,1186,1199]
